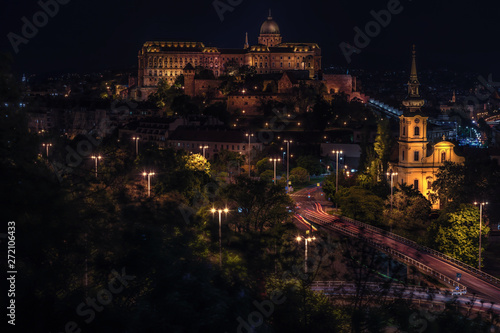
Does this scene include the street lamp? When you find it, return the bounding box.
[296,233,316,273]
[386,172,398,233]
[90,155,102,178]
[199,145,209,159]
[269,158,281,185]
[132,137,140,156]
[245,133,254,177]
[284,140,293,192]
[42,143,52,157]
[211,207,229,268]
[332,150,343,207]
[142,171,155,197]
[474,201,488,270]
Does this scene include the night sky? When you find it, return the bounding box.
[1,0,499,77]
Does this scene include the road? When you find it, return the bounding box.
[290,185,500,304]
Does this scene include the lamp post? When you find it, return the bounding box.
[284,140,292,192]
[142,171,155,197]
[132,137,140,156]
[42,143,52,157]
[211,207,229,268]
[386,172,398,233]
[199,145,209,159]
[332,150,343,206]
[296,233,316,273]
[474,201,488,270]
[90,155,102,178]
[246,133,254,177]
[270,158,281,185]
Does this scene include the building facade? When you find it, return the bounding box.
[391,46,465,209]
[134,11,321,100]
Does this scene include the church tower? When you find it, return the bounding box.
[398,45,428,176]
[258,10,282,47]
[402,45,425,112]
[391,45,465,209]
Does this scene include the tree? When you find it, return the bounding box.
[184,153,211,175]
[431,158,500,209]
[149,78,173,108]
[203,101,229,124]
[225,176,294,234]
[304,96,331,131]
[260,169,274,183]
[290,167,309,185]
[256,157,272,175]
[171,94,200,117]
[297,155,323,176]
[336,187,384,225]
[322,173,337,201]
[211,149,244,174]
[265,277,347,332]
[383,189,431,241]
[429,204,490,267]
[373,118,393,176]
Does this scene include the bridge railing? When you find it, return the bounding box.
[319,210,500,288]
[302,211,468,293]
[311,281,448,295]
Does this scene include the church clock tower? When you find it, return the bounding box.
[399,45,427,174]
[402,45,425,112]
[391,45,465,209]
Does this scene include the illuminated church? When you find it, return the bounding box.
[391,46,465,209]
[133,10,322,100]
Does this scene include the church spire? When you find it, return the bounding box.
[268,8,272,19]
[244,32,249,49]
[410,44,418,81]
[402,45,425,112]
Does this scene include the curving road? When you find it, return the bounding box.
[290,185,500,305]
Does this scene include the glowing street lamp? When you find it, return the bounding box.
[142,171,155,197]
[474,201,488,270]
[284,140,293,192]
[42,143,52,157]
[296,232,316,273]
[132,136,140,155]
[245,133,254,177]
[332,150,343,206]
[269,158,281,185]
[211,207,229,268]
[90,155,102,178]
[199,145,209,159]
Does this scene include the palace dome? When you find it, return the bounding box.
[260,13,280,35]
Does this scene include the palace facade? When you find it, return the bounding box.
[133,11,322,100]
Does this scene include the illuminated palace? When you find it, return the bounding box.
[133,10,322,100]
[390,46,465,209]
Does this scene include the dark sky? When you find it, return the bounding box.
[1,0,499,77]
